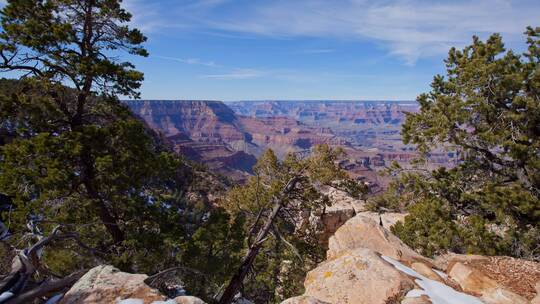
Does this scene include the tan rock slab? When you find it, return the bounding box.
[304,248,414,304]
[281,295,330,304]
[60,265,165,304]
[326,214,429,265]
[442,254,540,300]
[448,262,528,304]
[411,262,444,282]
[173,296,207,304]
[354,211,406,229]
[401,295,432,304]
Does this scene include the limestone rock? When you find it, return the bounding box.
[480,288,528,304]
[319,203,356,245]
[173,296,207,304]
[448,262,528,304]
[60,265,166,304]
[401,295,432,304]
[323,187,365,214]
[354,211,406,230]
[303,248,414,304]
[410,262,443,282]
[281,295,330,304]
[315,187,364,245]
[440,254,540,301]
[532,283,540,304]
[434,253,490,272]
[326,214,429,264]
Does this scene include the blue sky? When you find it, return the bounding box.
[122,0,539,101]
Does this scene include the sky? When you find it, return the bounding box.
[123,0,538,100]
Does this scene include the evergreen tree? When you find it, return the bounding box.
[0,1,233,302]
[379,27,540,260]
[219,145,365,304]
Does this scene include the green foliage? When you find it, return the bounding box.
[178,208,245,301]
[383,27,540,260]
[0,79,188,272]
[0,0,147,98]
[223,146,360,303]
[0,1,250,303]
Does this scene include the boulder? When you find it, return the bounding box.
[326,214,429,265]
[440,254,540,302]
[353,211,406,230]
[319,203,356,245]
[281,295,330,304]
[60,265,166,304]
[532,283,540,304]
[173,296,207,304]
[448,262,528,304]
[323,187,365,214]
[400,295,432,304]
[410,262,444,282]
[314,187,365,245]
[303,248,415,304]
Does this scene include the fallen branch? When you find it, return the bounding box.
[3,271,84,304]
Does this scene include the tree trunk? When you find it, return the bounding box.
[218,177,299,304]
[85,181,125,244]
[218,202,281,304]
[79,141,125,244]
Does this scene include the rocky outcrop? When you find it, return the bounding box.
[281,295,330,304]
[60,265,166,304]
[532,283,540,304]
[173,296,207,304]
[284,213,540,304]
[283,215,444,304]
[436,253,540,303]
[315,188,407,247]
[352,211,406,229]
[303,248,415,304]
[59,265,207,304]
[326,214,427,264]
[314,187,364,245]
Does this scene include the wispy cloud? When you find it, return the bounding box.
[127,0,538,65]
[154,55,221,67]
[204,0,538,65]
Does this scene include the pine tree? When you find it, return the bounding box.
[381,27,540,260]
[219,145,365,304]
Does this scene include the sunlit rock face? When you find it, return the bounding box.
[282,214,540,304]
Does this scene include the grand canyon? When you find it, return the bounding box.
[126,100,458,190]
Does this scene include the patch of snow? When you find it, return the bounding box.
[406,289,427,298]
[382,256,483,304]
[0,291,14,302]
[117,299,144,304]
[433,268,449,279]
[151,300,177,304]
[45,294,64,304]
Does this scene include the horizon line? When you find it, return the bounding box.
[123,99,418,103]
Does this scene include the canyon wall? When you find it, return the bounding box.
[126,100,457,186]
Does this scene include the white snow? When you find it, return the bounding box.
[117,299,144,304]
[406,289,427,298]
[0,291,14,302]
[382,255,484,304]
[433,268,449,279]
[151,300,177,304]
